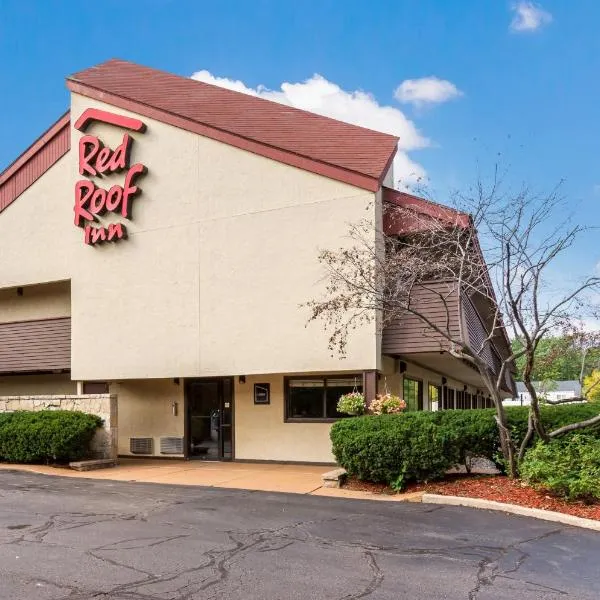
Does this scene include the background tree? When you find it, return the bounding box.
[512,332,600,382]
[306,174,600,476]
[583,370,600,402]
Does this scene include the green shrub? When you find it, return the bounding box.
[330,403,600,486]
[505,403,600,445]
[521,435,600,502]
[331,413,460,488]
[428,409,499,467]
[0,411,102,463]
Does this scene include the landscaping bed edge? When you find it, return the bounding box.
[422,493,600,531]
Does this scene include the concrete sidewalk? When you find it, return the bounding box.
[0,458,423,501]
[0,459,327,493]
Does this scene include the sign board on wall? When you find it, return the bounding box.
[254,383,270,405]
[73,108,148,246]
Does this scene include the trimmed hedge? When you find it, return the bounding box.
[332,417,456,489]
[330,404,600,487]
[521,434,600,502]
[0,411,102,463]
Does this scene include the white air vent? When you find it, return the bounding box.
[130,437,153,455]
[160,437,184,455]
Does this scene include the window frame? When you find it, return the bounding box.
[284,374,363,423]
[442,386,456,410]
[428,384,441,411]
[402,376,423,411]
[82,381,109,394]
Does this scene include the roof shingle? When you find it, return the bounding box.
[67,59,398,190]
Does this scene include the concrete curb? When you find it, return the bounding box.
[422,493,600,532]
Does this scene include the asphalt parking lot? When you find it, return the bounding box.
[0,469,598,599]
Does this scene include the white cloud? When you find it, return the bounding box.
[510,2,552,33]
[191,70,430,189]
[394,77,463,107]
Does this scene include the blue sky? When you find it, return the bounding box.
[1,0,599,289]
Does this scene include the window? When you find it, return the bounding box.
[403,378,423,411]
[286,376,362,421]
[429,384,440,412]
[82,381,109,394]
[441,387,455,410]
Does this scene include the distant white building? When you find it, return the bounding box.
[504,381,582,406]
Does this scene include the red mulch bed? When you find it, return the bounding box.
[344,474,600,520]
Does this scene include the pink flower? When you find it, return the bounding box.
[370,393,407,415]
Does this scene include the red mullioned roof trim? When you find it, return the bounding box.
[67,80,391,193]
[0,111,70,188]
[382,187,471,231]
[0,112,70,214]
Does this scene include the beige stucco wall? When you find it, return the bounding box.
[0,373,76,396]
[0,281,71,324]
[114,379,184,456]
[0,93,379,380]
[0,153,74,287]
[69,95,378,379]
[234,373,340,463]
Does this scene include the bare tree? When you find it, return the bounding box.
[486,186,600,457]
[306,175,600,477]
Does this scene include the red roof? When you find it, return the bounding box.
[383,187,471,235]
[67,59,398,191]
[0,112,70,215]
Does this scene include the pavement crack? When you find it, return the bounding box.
[340,550,384,599]
[466,527,565,599]
[496,574,569,595]
[468,555,498,600]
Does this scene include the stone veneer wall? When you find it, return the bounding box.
[0,394,118,459]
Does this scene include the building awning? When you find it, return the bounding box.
[0,317,70,374]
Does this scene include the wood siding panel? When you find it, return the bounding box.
[0,318,71,374]
[382,282,461,355]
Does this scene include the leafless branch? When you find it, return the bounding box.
[306,173,599,476]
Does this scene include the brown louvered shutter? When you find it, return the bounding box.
[0,317,70,374]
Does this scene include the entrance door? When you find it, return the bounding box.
[185,378,233,460]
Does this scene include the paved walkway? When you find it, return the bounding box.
[0,459,328,492]
[0,458,419,501]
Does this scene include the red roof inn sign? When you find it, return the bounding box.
[73,108,147,246]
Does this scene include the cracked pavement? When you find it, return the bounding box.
[0,470,598,599]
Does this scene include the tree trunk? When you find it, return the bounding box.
[481,368,518,477]
[523,350,549,443]
[518,412,534,462]
[493,396,518,478]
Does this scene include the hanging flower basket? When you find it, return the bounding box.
[370,393,406,415]
[337,391,366,416]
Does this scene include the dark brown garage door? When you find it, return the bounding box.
[0,317,70,374]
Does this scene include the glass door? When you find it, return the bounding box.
[185,378,233,460]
